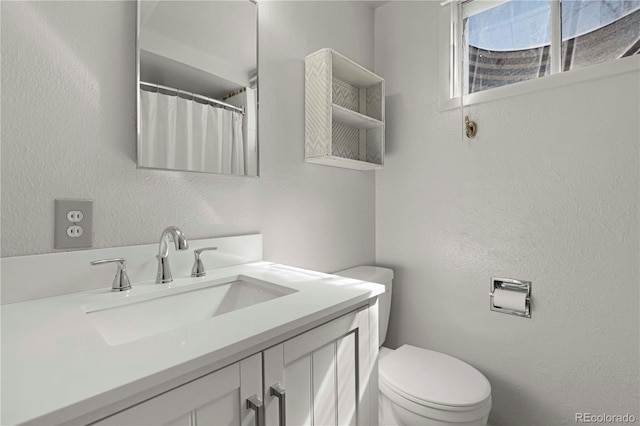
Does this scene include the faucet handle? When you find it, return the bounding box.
[90,258,132,292]
[191,247,218,277]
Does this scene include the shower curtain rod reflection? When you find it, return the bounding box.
[139,81,245,115]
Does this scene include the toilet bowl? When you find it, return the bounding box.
[334,266,492,426]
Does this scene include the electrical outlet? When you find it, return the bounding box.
[55,199,93,249]
[67,210,84,222]
[66,225,84,237]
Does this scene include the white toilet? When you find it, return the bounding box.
[334,266,492,426]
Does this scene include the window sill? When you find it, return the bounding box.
[439,55,640,112]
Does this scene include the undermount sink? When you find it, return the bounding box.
[83,275,297,345]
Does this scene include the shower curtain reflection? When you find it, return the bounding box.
[139,89,245,175]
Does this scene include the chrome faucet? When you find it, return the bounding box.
[156,226,189,283]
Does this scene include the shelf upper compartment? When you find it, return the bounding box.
[329,50,382,88]
[331,104,383,129]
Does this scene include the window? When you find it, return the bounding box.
[454,0,640,96]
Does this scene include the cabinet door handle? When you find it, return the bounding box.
[270,384,286,426]
[246,394,264,426]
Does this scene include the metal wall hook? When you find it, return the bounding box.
[465,116,477,139]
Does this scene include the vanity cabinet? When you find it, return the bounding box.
[264,308,373,426]
[305,49,385,171]
[92,307,377,426]
[93,354,262,426]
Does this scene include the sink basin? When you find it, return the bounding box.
[83,275,297,345]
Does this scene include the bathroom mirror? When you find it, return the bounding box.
[137,0,258,177]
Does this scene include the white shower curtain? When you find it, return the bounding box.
[139,89,245,175]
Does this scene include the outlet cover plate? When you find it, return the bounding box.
[54,199,93,249]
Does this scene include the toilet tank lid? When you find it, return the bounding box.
[333,266,394,284]
[379,345,491,408]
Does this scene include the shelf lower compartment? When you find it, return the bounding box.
[305,156,383,171]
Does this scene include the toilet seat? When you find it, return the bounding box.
[380,379,492,423]
[379,345,492,422]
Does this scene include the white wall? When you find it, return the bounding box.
[6,2,637,423]
[375,2,639,425]
[1,2,375,276]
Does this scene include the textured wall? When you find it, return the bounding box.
[1,2,375,274]
[375,2,639,426]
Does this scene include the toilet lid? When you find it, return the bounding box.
[379,345,491,408]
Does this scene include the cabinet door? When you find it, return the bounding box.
[93,354,263,426]
[263,308,376,426]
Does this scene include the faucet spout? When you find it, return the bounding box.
[156,226,189,283]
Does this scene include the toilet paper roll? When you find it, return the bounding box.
[493,288,528,312]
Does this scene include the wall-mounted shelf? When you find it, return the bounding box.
[305,49,385,171]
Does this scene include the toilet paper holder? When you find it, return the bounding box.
[490,277,532,318]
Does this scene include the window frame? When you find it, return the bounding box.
[439,0,640,111]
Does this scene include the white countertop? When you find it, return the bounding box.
[1,261,384,425]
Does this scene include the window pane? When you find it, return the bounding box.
[463,0,552,94]
[562,0,640,71]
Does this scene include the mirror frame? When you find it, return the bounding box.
[135,0,259,177]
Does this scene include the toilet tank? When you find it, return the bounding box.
[333,266,394,347]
